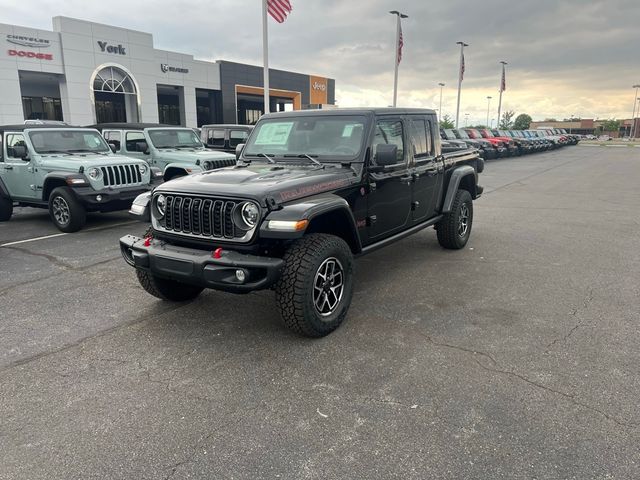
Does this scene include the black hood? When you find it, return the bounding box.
[154,162,358,206]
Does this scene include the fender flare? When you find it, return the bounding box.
[0,176,10,199]
[42,171,89,201]
[163,163,202,180]
[260,193,362,253]
[442,165,477,213]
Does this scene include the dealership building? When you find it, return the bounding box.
[0,16,335,127]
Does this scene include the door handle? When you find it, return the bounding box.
[399,175,413,184]
[4,165,13,170]
[426,169,437,177]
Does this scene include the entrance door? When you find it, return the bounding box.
[95,92,126,123]
[366,118,413,241]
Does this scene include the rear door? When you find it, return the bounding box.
[366,117,413,241]
[408,116,441,222]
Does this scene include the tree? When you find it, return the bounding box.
[513,113,532,130]
[543,118,558,122]
[439,114,454,129]
[601,119,620,133]
[498,110,515,129]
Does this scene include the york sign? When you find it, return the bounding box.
[97,41,126,55]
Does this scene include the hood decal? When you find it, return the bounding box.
[279,178,351,202]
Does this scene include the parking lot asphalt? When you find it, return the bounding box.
[1,146,639,479]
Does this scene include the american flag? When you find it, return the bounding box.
[397,23,404,64]
[459,51,465,82]
[500,63,506,92]
[267,0,292,23]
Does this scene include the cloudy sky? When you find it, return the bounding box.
[2,0,639,125]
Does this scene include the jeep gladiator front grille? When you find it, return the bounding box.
[159,195,243,239]
[100,165,142,187]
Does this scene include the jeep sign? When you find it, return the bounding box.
[97,41,126,55]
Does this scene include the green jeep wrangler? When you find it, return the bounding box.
[0,125,161,232]
[93,123,236,181]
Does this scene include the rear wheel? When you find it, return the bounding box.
[48,186,86,232]
[0,197,13,221]
[275,234,354,337]
[437,189,473,250]
[136,270,204,301]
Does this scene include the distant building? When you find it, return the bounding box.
[530,118,640,137]
[0,17,336,127]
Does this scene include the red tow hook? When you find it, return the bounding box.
[213,247,223,259]
[143,236,152,247]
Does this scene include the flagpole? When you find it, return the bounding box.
[455,41,468,128]
[389,11,407,107]
[497,61,507,127]
[262,0,270,115]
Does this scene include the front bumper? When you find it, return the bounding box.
[73,185,152,211]
[119,234,284,293]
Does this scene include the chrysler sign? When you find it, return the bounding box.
[6,34,50,48]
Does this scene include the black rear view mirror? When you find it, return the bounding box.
[108,143,117,153]
[375,144,398,166]
[11,145,29,160]
[136,141,149,154]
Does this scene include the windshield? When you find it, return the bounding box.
[148,129,203,149]
[244,116,366,160]
[457,129,471,139]
[28,129,110,154]
[480,129,494,138]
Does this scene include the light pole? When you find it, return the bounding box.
[455,41,468,128]
[389,10,408,107]
[438,82,445,118]
[491,118,495,128]
[496,61,507,126]
[486,96,492,127]
[631,84,640,139]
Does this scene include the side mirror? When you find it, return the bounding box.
[235,143,245,161]
[108,143,117,153]
[12,145,29,160]
[136,141,149,154]
[375,144,398,166]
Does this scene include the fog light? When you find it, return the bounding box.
[235,269,246,283]
[96,195,103,202]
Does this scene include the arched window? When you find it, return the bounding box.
[92,66,137,95]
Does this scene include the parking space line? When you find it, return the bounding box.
[0,220,138,247]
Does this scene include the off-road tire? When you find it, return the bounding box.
[437,189,473,250]
[136,269,204,301]
[48,186,86,232]
[275,233,354,338]
[0,197,13,221]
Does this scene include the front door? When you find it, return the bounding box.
[1,133,36,200]
[366,118,413,241]
[408,117,441,222]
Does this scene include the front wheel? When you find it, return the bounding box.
[48,187,86,232]
[275,234,354,337]
[436,189,473,250]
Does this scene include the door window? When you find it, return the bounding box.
[104,130,122,151]
[125,132,145,151]
[372,120,404,165]
[229,130,249,147]
[207,129,225,147]
[409,119,433,161]
[6,134,26,160]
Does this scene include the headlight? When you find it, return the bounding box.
[138,164,148,175]
[88,167,101,180]
[155,194,166,218]
[233,201,259,230]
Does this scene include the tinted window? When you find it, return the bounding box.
[126,132,145,151]
[6,133,26,159]
[373,120,404,164]
[229,129,248,147]
[410,119,432,160]
[104,130,121,150]
[207,129,225,147]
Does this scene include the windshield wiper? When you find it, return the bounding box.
[243,153,275,164]
[67,149,107,154]
[284,153,323,167]
[38,150,72,155]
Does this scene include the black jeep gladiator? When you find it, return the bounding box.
[120,108,484,337]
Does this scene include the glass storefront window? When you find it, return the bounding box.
[22,96,63,121]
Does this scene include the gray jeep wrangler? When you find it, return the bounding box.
[0,125,160,232]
